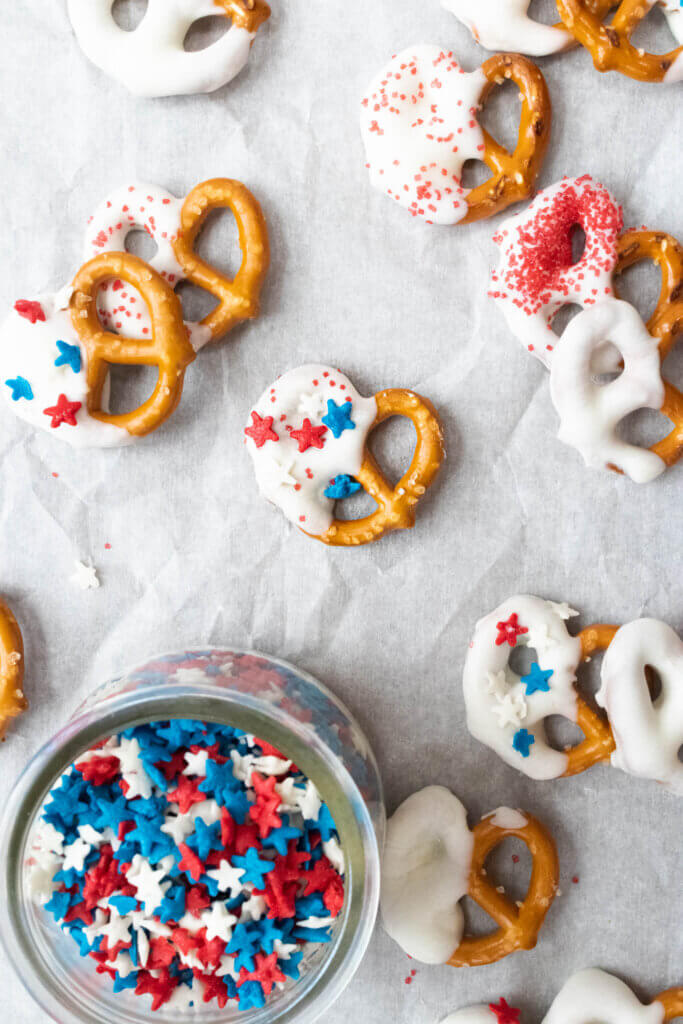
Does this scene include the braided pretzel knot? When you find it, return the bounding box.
[614,230,683,471]
[0,599,26,740]
[556,0,683,81]
[461,54,551,224]
[172,178,270,344]
[318,390,444,546]
[562,624,617,775]
[657,988,683,1020]
[447,813,559,967]
[70,254,196,437]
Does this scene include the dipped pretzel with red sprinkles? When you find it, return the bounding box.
[26,719,345,1013]
[489,175,624,367]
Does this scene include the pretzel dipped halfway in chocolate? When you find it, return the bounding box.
[244,366,444,547]
[71,253,197,438]
[556,0,683,82]
[613,230,683,473]
[461,54,551,224]
[360,47,550,226]
[84,178,269,352]
[0,599,26,740]
[381,787,558,968]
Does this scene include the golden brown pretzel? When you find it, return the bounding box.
[316,389,444,546]
[614,230,683,471]
[461,54,551,225]
[556,0,683,81]
[0,599,26,741]
[216,0,271,33]
[447,812,559,967]
[70,253,196,437]
[172,178,270,343]
[657,988,683,1020]
[560,624,618,776]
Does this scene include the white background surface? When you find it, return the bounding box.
[1,1,681,1021]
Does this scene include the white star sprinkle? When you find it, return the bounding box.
[111,952,135,979]
[491,691,528,729]
[62,837,92,872]
[298,391,327,420]
[323,837,345,875]
[260,454,298,489]
[126,856,168,915]
[114,736,145,775]
[95,912,132,948]
[206,859,245,896]
[240,890,267,922]
[35,822,65,855]
[548,600,579,620]
[526,623,553,654]
[172,667,208,683]
[297,780,322,821]
[120,769,152,800]
[486,670,507,696]
[77,825,104,846]
[183,749,210,776]
[165,984,195,1010]
[200,902,238,942]
[71,560,100,590]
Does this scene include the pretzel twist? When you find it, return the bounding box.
[462,54,551,225]
[657,987,683,1020]
[614,230,683,470]
[216,0,271,33]
[559,625,618,776]
[70,253,196,437]
[172,178,270,344]
[317,389,444,546]
[556,0,683,81]
[0,599,26,740]
[447,813,559,967]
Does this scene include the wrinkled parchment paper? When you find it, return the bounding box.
[1,1,681,1020]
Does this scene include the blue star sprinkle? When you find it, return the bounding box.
[5,375,33,401]
[321,399,355,438]
[513,728,536,758]
[54,340,82,374]
[521,662,554,696]
[186,817,222,861]
[279,950,304,980]
[232,847,276,888]
[324,474,362,500]
[108,895,138,916]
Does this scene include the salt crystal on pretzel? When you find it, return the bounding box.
[549,300,666,483]
[596,619,683,794]
[67,0,270,98]
[489,175,624,367]
[442,0,576,56]
[381,786,558,967]
[244,364,444,546]
[360,47,551,226]
[543,969,683,1023]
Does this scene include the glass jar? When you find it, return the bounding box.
[0,648,384,1024]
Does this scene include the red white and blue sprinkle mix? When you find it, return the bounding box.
[27,719,345,1012]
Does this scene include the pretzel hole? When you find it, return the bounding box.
[105,365,159,415]
[111,0,148,31]
[617,407,675,449]
[644,666,662,703]
[332,486,376,523]
[184,15,231,52]
[193,206,244,282]
[484,837,532,905]
[460,895,502,937]
[459,160,491,190]
[508,643,538,678]
[175,281,217,325]
[544,714,584,752]
[368,414,419,488]
[615,258,663,327]
[477,78,524,155]
[527,0,565,26]
[124,229,158,263]
[628,3,678,55]
[569,225,586,265]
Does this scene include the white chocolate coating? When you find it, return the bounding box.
[489,177,624,369]
[442,0,573,56]
[485,807,528,830]
[0,292,129,448]
[542,969,665,1024]
[360,47,487,225]
[463,595,582,780]
[67,0,259,98]
[380,786,473,964]
[245,365,377,536]
[442,1009,500,1024]
[549,301,666,484]
[657,0,683,81]
[84,183,211,352]
[596,619,683,794]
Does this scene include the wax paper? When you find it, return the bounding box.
[1,1,681,1021]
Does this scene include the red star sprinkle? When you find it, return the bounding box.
[43,394,82,428]
[177,843,203,883]
[289,418,327,453]
[301,855,338,896]
[185,884,212,918]
[167,774,206,814]
[75,755,120,786]
[220,808,236,851]
[238,952,286,995]
[495,613,528,647]
[193,970,230,1008]
[489,997,521,1024]
[248,772,283,838]
[14,299,46,323]
[244,411,278,448]
[323,874,345,916]
[135,967,177,1011]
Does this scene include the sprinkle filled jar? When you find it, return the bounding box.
[0,649,384,1024]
